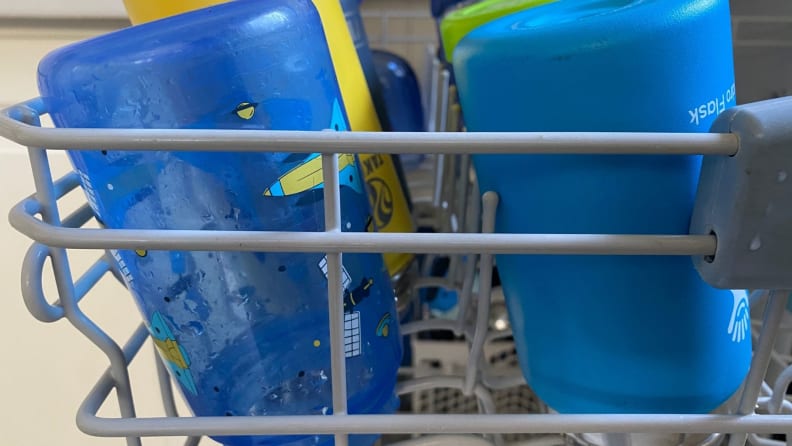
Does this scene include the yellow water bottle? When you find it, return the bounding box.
[122,0,417,281]
[122,0,223,24]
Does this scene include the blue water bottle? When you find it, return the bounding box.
[372,50,425,133]
[372,50,426,171]
[451,0,751,414]
[37,1,402,445]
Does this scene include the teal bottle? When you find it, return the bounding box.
[452,0,750,414]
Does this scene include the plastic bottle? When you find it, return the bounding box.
[372,50,425,133]
[38,2,402,445]
[122,0,220,24]
[431,0,476,64]
[440,0,555,62]
[121,0,418,281]
[450,0,751,414]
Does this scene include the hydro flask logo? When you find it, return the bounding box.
[727,291,750,343]
[688,83,736,126]
[366,177,394,229]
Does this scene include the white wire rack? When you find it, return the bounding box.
[3,60,792,446]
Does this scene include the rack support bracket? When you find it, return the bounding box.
[692,97,792,289]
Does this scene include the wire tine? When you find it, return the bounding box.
[321,152,348,446]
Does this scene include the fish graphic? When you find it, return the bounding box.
[329,98,347,132]
[150,311,197,395]
[234,102,257,120]
[263,153,364,196]
[376,313,392,337]
[263,98,363,197]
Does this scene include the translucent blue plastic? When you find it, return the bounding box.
[372,50,425,133]
[372,49,426,170]
[37,1,401,445]
[452,0,751,414]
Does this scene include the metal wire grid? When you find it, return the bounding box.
[411,340,545,444]
[3,92,792,446]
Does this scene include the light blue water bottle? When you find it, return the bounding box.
[37,1,402,445]
[451,0,751,414]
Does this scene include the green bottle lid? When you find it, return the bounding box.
[440,0,556,62]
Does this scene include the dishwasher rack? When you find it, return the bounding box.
[3,90,792,446]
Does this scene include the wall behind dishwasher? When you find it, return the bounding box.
[0,0,788,445]
[732,0,792,103]
[0,24,193,446]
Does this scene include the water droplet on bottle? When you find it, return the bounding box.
[185,299,199,312]
[106,183,114,190]
[187,321,204,336]
[750,235,762,251]
[321,406,329,415]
